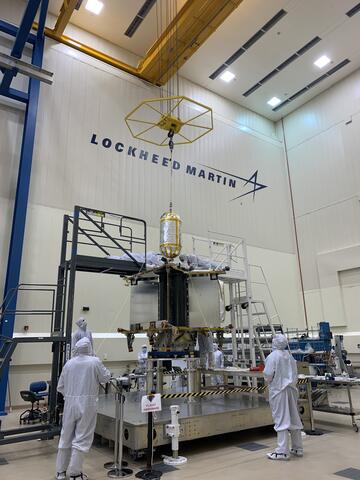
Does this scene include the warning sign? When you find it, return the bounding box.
[141,394,162,413]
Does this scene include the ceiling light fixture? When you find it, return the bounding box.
[267,96,281,107]
[220,71,235,82]
[314,55,330,69]
[85,0,104,15]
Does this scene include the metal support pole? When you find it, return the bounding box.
[146,363,154,395]
[238,285,246,365]
[229,283,237,365]
[48,215,69,423]
[105,383,132,478]
[156,360,164,395]
[346,384,358,432]
[281,119,309,330]
[186,358,194,395]
[146,412,153,469]
[135,409,162,480]
[64,206,80,362]
[304,380,323,436]
[306,380,315,432]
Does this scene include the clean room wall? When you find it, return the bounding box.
[0,0,303,406]
[281,67,360,358]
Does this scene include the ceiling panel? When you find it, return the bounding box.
[202,0,289,76]
[48,0,186,57]
[180,0,360,120]
[47,0,360,120]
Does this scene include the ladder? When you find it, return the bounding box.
[232,296,283,365]
[192,233,283,369]
[0,337,17,379]
[0,283,63,381]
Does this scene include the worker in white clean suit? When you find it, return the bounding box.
[197,332,214,369]
[71,317,94,356]
[137,344,148,390]
[213,343,224,385]
[55,337,111,480]
[264,334,303,461]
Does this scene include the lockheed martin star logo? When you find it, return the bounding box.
[199,165,267,201]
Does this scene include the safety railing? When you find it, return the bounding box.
[64,206,147,270]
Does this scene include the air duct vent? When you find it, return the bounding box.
[261,9,288,30]
[209,64,229,80]
[297,36,322,55]
[209,9,287,80]
[273,58,350,111]
[346,2,360,17]
[125,0,157,37]
[243,36,321,97]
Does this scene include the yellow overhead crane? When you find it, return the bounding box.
[34,0,243,86]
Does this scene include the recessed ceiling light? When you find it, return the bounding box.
[267,96,281,107]
[314,55,331,69]
[85,0,104,15]
[220,71,235,82]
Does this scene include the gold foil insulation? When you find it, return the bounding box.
[160,211,182,259]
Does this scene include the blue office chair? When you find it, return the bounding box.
[30,381,48,401]
[19,390,43,424]
[19,381,48,424]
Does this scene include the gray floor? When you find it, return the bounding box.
[1,397,360,479]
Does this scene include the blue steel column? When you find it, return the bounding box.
[0,0,42,92]
[0,0,49,415]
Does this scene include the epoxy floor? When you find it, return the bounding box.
[1,408,360,480]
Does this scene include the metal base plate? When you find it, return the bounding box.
[107,467,133,478]
[135,469,163,479]
[304,429,325,436]
[104,461,128,469]
[163,455,187,466]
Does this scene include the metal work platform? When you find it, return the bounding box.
[95,391,273,456]
[0,205,147,443]
[70,255,141,276]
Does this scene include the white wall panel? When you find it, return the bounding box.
[0,103,24,200]
[296,198,360,289]
[283,67,360,342]
[283,68,360,149]
[27,42,293,253]
[287,116,360,218]
[180,77,279,141]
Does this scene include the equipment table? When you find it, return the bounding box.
[304,375,360,432]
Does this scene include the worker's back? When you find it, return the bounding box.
[58,354,110,407]
[265,349,298,399]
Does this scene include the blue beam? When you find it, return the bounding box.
[0,62,42,414]
[0,6,43,95]
[0,0,49,415]
[0,86,28,103]
[37,0,48,42]
[11,0,42,59]
[0,69,18,93]
[0,19,37,45]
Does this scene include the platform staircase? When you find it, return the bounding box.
[192,233,283,368]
